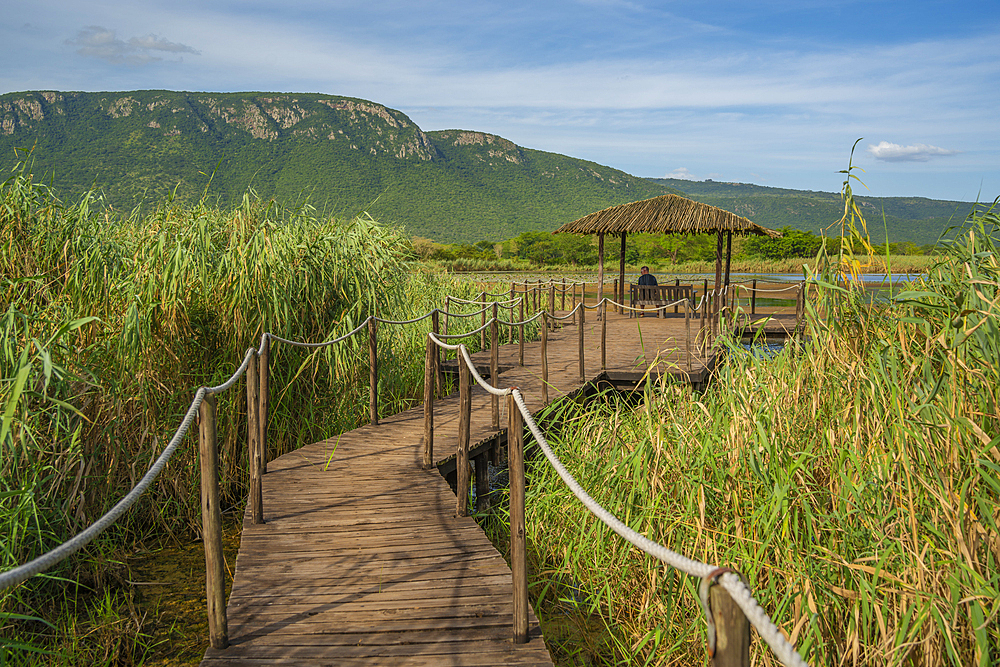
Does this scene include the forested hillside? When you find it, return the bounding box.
[0,90,676,242]
[649,178,974,245]
[0,90,976,245]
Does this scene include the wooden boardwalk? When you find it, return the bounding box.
[201,308,794,665]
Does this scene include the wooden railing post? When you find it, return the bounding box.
[548,285,555,328]
[456,356,471,517]
[601,299,607,370]
[614,278,619,313]
[258,335,269,474]
[572,281,577,312]
[541,314,549,404]
[423,335,435,469]
[709,580,751,667]
[561,278,566,311]
[247,351,263,525]
[685,301,693,373]
[675,278,680,314]
[578,301,585,383]
[443,297,450,360]
[369,317,378,426]
[518,296,525,366]
[198,393,228,650]
[580,283,586,324]
[491,304,499,430]
[509,284,516,344]
[480,291,487,349]
[431,309,442,396]
[508,393,528,644]
[751,279,757,315]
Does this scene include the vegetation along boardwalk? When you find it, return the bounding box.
[202,285,803,666]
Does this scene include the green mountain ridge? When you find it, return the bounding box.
[0,90,978,245]
[648,178,978,246]
[0,90,678,242]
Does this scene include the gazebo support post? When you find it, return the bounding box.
[724,230,733,324]
[597,233,605,320]
[714,230,724,320]
[619,233,627,312]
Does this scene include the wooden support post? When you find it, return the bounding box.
[548,285,555,329]
[709,582,751,667]
[572,281,577,312]
[457,358,471,517]
[258,335,269,474]
[614,278,619,314]
[685,301,693,373]
[597,233,604,319]
[518,297,525,366]
[619,232,627,315]
[508,393,528,644]
[751,279,757,315]
[491,304,499,430]
[368,317,378,426]
[578,301,585,383]
[443,296,450,359]
[675,278,680,314]
[423,335,435,469]
[480,291,487,349]
[541,315,549,404]
[475,454,490,513]
[532,282,538,311]
[247,352,263,525]
[580,282,586,324]
[198,394,228,650]
[432,310,442,396]
[601,299,607,370]
[509,284,516,344]
[561,277,566,311]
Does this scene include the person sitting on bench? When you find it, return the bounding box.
[638,266,657,286]
[637,266,658,316]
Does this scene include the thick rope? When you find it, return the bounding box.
[442,306,491,319]
[0,388,206,591]
[509,389,809,667]
[266,317,373,349]
[206,348,257,394]
[375,311,436,326]
[496,311,544,327]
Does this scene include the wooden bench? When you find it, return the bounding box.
[629,283,695,317]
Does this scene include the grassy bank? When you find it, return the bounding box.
[0,166,497,664]
[513,204,999,665]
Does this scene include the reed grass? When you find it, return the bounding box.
[0,164,489,663]
[516,200,999,664]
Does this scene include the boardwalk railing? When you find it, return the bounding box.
[1,279,809,665]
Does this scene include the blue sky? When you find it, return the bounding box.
[2,0,998,203]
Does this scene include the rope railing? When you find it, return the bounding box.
[4,281,804,660]
[423,331,809,666]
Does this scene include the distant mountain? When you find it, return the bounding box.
[648,178,977,246]
[1,90,976,245]
[0,90,678,242]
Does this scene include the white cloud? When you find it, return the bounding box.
[867,141,960,162]
[664,167,696,180]
[67,25,200,65]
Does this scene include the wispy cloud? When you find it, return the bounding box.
[67,25,200,65]
[664,167,696,180]
[867,141,960,162]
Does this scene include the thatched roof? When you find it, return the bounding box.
[555,194,781,238]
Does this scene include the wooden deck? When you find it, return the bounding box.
[201,308,791,665]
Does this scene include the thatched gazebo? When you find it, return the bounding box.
[554,194,781,309]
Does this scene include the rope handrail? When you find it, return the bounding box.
[375,311,437,326]
[511,279,587,287]
[448,296,520,306]
[433,338,809,667]
[733,283,803,293]
[267,317,373,349]
[0,388,207,591]
[435,318,495,340]
[443,305,492,318]
[496,311,544,327]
